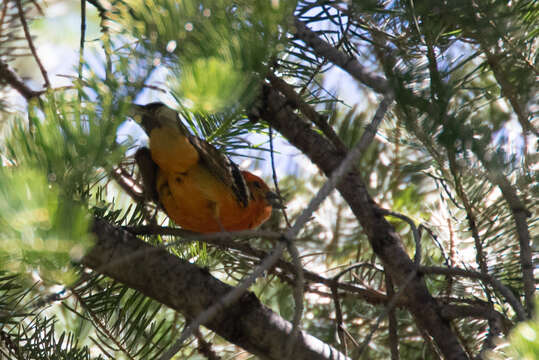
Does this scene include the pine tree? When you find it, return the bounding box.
[0,0,536,359]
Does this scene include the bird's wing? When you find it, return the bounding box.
[131,103,250,207]
[186,134,250,207]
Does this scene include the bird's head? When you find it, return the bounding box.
[242,171,285,209]
[130,102,188,135]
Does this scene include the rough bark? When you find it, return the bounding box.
[84,219,349,360]
[257,84,469,360]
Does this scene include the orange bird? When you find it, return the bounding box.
[131,103,281,233]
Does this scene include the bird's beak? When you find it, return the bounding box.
[266,191,286,209]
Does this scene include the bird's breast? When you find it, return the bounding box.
[157,166,270,232]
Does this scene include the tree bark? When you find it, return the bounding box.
[84,219,349,360]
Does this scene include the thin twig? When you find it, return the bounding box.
[379,210,421,266]
[269,126,291,227]
[71,289,136,360]
[89,0,112,80]
[16,0,50,88]
[284,240,304,359]
[341,327,360,349]
[194,329,222,360]
[447,152,495,306]
[0,58,43,100]
[446,218,456,295]
[28,0,44,16]
[78,0,86,103]
[424,171,465,210]
[296,2,351,99]
[293,19,389,94]
[142,83,168,93]
[127,225,283,242]
[110,167,145,203]
[476,153,534,318]
[268,73,347,154]
[418,224,451,268]
[414,322,444,359]
[355,272,416,359]
[385,274,399,360]
[330,284,348,355]
[290,94,393,240]
[420,266,526,321]
[334,263,383,282]
[329,263,373,354]
[269,124,304,358]
[157,240,288,360]
[127,225,390,305]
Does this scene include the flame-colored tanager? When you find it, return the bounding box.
[131,103,281,233]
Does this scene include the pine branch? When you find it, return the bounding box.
[256,83,470,360]
[267,73,347,154]
[126,225,390,306]
[385,274,399,360]
[292,19,389,94]
[447,150,495,304]
[485,50,538,136]
[473,153,534,318]
[160,93,391,358]
[421,266,526,321]
[0,58,43,99]
[194,330,221,360]
[84,218,349,360]
[0,273,97,360]
[15,0,49,88]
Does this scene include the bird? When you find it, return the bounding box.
[130,103,282,233]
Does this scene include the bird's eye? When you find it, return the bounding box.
[253,181,262,189]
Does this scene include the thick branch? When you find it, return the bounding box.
[127,226,389,305]
[257,84,469,360]
[129,226,516,324]
[84,219,348,360]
